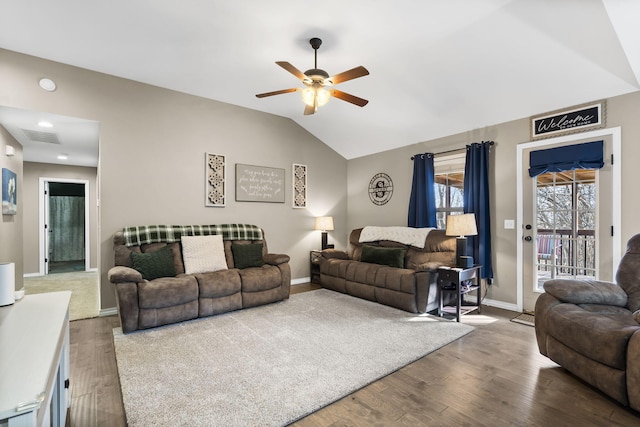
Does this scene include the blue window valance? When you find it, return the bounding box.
[528,140,604,178]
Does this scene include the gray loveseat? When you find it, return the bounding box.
[319,227,456,313]
[535,233,640,411]
[108,224,291,333]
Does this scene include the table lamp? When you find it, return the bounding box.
[314,216,334,250]
[445,213,478,267]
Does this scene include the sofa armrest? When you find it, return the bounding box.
[543,279,628,307]
[108,266,143,283]
[264,253,290,266]
[415,261,443,272]
[320,249,350,260]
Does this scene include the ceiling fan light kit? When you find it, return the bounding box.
[256,37,369,115]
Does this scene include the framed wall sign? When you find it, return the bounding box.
[531,101,605,140]
[235,164,285,203]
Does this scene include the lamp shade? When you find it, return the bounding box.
[314,216,334,231]
[445,213,477,237]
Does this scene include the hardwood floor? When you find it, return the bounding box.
[67,284,640,426]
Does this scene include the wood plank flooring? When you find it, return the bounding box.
[67,284,640,426]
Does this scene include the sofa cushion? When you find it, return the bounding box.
[345,262,378,285]
[361,245,406,268]
[546,303,640,370]
[131,246,176,280]
[616,234,640,312]
[373,267,416,294]
[232,243,265,269]
[544,279,628,307]
[181,235,228,274]
[138,276,199,309]
[238,265,281,292]
[196,270,242,298]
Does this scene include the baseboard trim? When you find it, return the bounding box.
[23,272,42,278]
[291,277,311,285]
[483,298,519,312]
[100,307,118,317]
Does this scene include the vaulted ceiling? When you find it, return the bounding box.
[1,0,638,163]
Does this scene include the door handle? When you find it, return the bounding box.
[524,236,532,242]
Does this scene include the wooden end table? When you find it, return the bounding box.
[310,250,322,284]
[437,265,482,322]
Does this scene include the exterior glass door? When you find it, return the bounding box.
[534,169,596,290]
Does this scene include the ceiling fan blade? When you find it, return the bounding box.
[330,89,369,107]
[304,104,316,115]
[255,88,299,98]
[330,66,369,85]
[276,61,307,81]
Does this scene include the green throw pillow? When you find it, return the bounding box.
[361,245,406,268]
[131,246,177,280]
[232,243,265,269]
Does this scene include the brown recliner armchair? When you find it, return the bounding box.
[535,234,640,410]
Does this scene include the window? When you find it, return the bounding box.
[434,152,466,229]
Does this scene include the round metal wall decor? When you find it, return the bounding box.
[368,173,393,205]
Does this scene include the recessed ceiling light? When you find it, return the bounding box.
[38,121,53,128]
[57,154,68,160]
[38,78,57,92]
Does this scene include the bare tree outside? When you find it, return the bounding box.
[535,169,596,281]
[435,172,464,228]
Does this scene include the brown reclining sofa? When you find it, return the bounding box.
[108,224,291,333]
[319,227,456,314]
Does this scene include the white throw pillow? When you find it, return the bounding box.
[181,235,228,274]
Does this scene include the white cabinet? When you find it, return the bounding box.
[0,292,71,427]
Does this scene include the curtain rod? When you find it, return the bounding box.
[410,140,494,160]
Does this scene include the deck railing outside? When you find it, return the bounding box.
[537,229,596,279]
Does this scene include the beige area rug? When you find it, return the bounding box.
[113,289,474,427]
[511,312,535,327]
[23,271,99,321]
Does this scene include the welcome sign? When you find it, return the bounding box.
[531,101,605,140]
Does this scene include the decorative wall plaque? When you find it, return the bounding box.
[205,153,226,207]
[292,164,307,208]
[368,172,393,205]
[531,101,605,140]
[235,164,285,203]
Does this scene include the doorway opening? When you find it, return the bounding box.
[39,178,91,275]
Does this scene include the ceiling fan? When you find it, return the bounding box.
[256,37,369,115]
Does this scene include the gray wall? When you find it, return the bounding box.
[348,91,640,307]
[5,45,639,312]
[22,162,98,274]
[0,125,23,290]
[1,48,348,310]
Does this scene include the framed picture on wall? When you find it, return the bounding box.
[2,168,17,215]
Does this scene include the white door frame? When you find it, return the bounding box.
[516,126,621,312]
[38,177,91,275]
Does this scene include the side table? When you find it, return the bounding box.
[437,265,482,322]
[310,250,322,284]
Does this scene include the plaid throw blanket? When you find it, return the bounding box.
[123,224,263,247]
